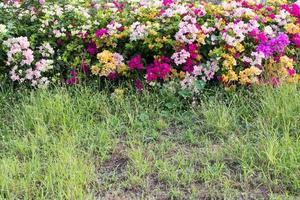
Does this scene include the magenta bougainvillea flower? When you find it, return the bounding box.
[271,77,280,87]
[163,0,173,6]
[188,44,198,59]
[95,28,108,38]
[128,55,144,70]
[292,35,300,48]
[257,33,290,57]
[146,57,171,82]
[87,41,97,55]
[81,62,90,74]
[269,33,290,54]
[113,0,124,12]
[66,70,78,85]
[108,71,118,80]
[249,29,268,43]
[287,68,296,76]
[134,79,144,92]
[182,58,194,73]
[256,43,272,57]
[282,3,300,17]
[56,39,64,46]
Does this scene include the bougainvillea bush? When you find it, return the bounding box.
[0,0,299,95]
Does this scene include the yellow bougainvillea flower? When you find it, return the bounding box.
[228,47,236,54]
[97,50,114,64]
[197,32,206,45]
[268,0,287,4]
[239,66,262,85]
[222,54,237,69]
[280,56,294,69]
[234,42,245,53]
[100,62,116,77]
[171,69,186,80]
[227,70,239,81]
[285,23,300,35]
[117,64,129,76]
[95,50,118,77]
[91,65,101,76]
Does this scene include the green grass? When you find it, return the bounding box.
[0,84,300,199]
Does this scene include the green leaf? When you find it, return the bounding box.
[178,89,191,99]
[195,80,206,91]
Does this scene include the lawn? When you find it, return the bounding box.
[0,84,300,199]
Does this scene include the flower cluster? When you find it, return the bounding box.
[256,33,290,57]
[4,37,34,66]
[181,59,219,94]
[3,36,54,87]
[239,66,262,85]
[128,55,144,71]
[175,15,200,44]
[92,50,125,77]
[39,42,54,58]
[129,22,151,42]
[171,49,190,66]
[0,0,299,94]
[146,56,171,82]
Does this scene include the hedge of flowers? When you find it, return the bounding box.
[0,0,299,95]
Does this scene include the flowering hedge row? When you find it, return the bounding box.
[0,0,299,94]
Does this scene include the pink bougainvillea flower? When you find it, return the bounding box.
[249,29,268,43]
[128,55,144,70]
[95,28,108,38]
[271,77,280,87]
[163,0,173,6]
[182,58,194,73]
[108,71,118,80]
[292,34,300,48]
[255,4,264,10]
[188,43,198,59]
[146,72,157,82]
[290,3,300,17]
[113,0,124,12]
[234,53,241,59]
[39,0,45,5]
[160,56,171,64]
[134,79,144,92]
[56,39,64,46]
[77,31,88,39]
[81,62,90,74]
[281,3,300,17]
[257,33,290,57]
[266,6,273,12]
[66,70,78,85]
[182,65,194,73]
[258,32,268,42]
[87,41,97,55]
[266,7,273,12]
[66,77,77,85]
[146,58,171,82]
[70,70,77,76]
[242,1,250,8]
[287,68,296,76]
[249,28,259,37]
[193,8,205,16]
[268,13,275,19]
[159,9,166,16]
[117,26,125,32]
